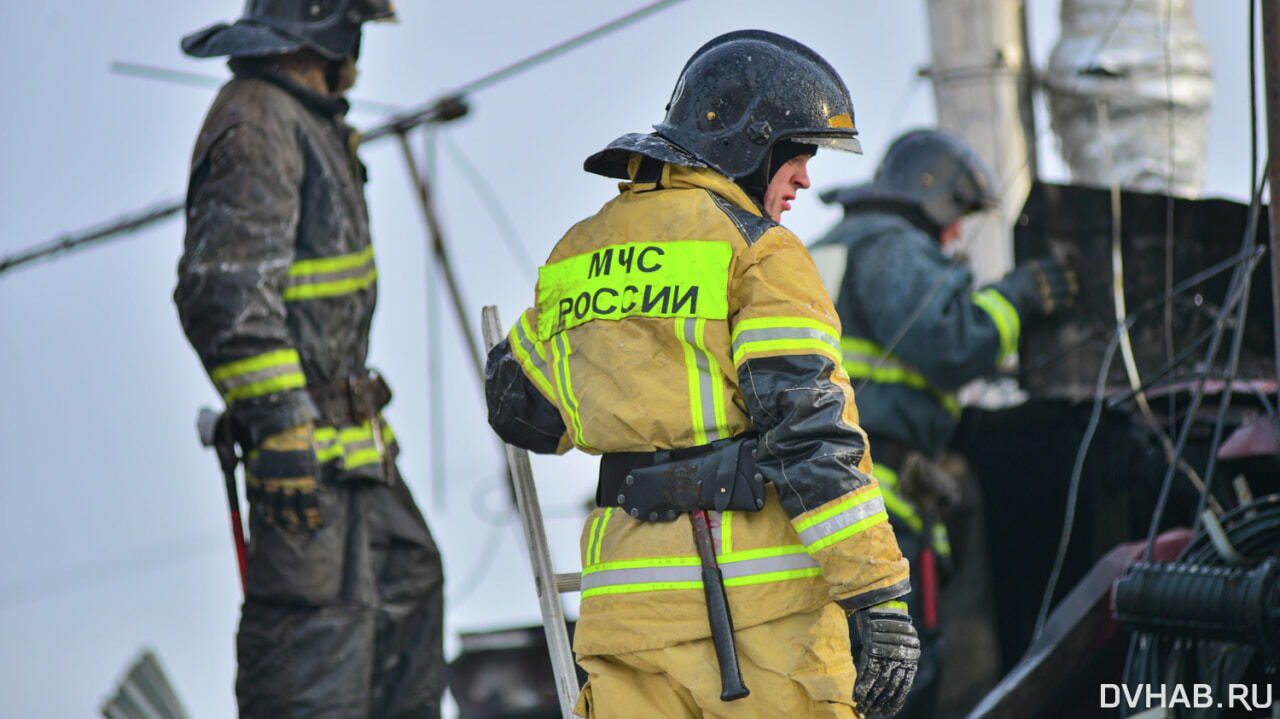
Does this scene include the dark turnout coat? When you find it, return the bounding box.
[174,60,443,718]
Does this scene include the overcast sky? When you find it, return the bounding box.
[0,1,1262,716]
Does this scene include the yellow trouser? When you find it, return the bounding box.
[574,603,860,719]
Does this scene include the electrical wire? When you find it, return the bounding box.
[438,133,538,285]
[1031,216,1265,640]
[1190,180,1271,533]
[1162,0,1177,426]
[1142,187,1270,562]
[1099,97,1219,517]
[1032,325,1122,640]
[1021,246,1264,378]
[0,0,689,276]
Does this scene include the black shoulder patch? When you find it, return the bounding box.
[708,192,776,246]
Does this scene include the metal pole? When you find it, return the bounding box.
[923,0,1036,283]
[1262,0,1280,383]
[395,126,485,384]
[481,306,580,719]
[398,127,520,504]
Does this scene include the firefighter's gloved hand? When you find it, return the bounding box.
[990,255,1079,319]
[853,602,920,718]
[246,423,323,532]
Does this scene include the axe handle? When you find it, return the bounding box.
[691,510,749,701]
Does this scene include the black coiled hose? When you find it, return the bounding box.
[1120,494,1280,718]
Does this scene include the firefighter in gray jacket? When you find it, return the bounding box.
[809,128,1076,718]
[174,2,446,716]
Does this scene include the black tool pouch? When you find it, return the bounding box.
[598,438,767,522]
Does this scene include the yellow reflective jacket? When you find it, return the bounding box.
[485,158,910,655]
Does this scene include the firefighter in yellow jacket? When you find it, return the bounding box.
[485,30,917,718]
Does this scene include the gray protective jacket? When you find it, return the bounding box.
[175,59,392,480]
[811,206,1018,458]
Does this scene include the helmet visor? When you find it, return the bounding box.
[790,134,863,155]
[354,0,398,22]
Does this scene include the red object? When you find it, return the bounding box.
[920,547,938,629]
[230,507,247,593]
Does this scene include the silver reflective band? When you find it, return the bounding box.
[796,495,888,548]
[731,325,841,358]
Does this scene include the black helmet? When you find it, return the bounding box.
[182,0,397,61]
[585,30,860,180]
[874,128,999,231]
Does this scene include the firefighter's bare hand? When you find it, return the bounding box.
[853,603,920,718]
[246,424,324,532]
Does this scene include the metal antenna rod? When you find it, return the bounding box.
[1263,0,1280,386]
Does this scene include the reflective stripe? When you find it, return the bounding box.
[580,546,818,598]
[972,287,1021,363]
[932,523,952,557]
[509,313,555,400]
[873,600,909,615]
[587,508,613,566]
[535,241,732,339]
[210,348,306,402]
[874,464,921,533]
[313,419,395,469]
[874,463,951,558]
[550,332,592,450]
[676,318,729,444]
[731,317,842,366]
[580,557,702,597]
[840,336,961,419]
[794,486,889,553]
[719,545,821,587]
[284,246,377,301]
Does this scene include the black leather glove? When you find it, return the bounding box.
[245,423,324,531]
[988,255,1079,319]
[853,602,921,718]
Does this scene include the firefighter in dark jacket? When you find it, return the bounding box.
[809,128,1077,718]
[486,31,918,719]
[174,3,446,717]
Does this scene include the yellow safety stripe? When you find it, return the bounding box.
[874,600,909,614]
[210,348,307,403]
[509,313,556,400]
[283,246,377,301]
[841,336,961,419]
[794,485,889,553]
[972,287,1021,363]
[535,241,732,339]
[675,318,730,445]
[580,546,820,598]
[723,567,824,587]
[587,508,613,566]
[874,463,951,558]
[730,316,842,366]
[550,332,592,450]
[313,419,395,469]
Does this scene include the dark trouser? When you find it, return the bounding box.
[849,442,945,719]
[236,466,445,718]
[880,519,942,719]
